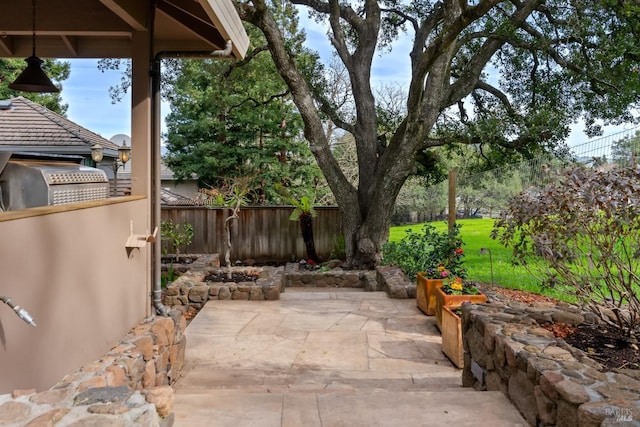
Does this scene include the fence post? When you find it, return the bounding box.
[448,169,456,231]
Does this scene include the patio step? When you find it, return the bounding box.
[172,388,527,427]
[173,366,464,394]
[171,292,527,426]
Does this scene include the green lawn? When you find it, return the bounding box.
[389,218,569,300]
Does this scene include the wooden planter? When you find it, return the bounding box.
[435,286,487,330]
[441,306,464,368]
[416,273,443,315]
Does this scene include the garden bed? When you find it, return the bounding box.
[462,285,640,426]
[161,257,416,327]
[479,284,639,371]
[203,270,261,283]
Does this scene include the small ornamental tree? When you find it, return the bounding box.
[275,184,321,263]
[492,165,640,336]
[289,196,320,264]
[161,220,194,262]
[199,179,251,275]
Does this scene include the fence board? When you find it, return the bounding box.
[161,206,343,262]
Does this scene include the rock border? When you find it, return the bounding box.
[375,265,416,299]
[0,311,187,426]
[283,262,377,289]
[163,257,415,312]
[461,299,640,426]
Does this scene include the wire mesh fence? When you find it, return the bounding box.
[392,126,640,225]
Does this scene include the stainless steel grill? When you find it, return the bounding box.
[0,159,109,211]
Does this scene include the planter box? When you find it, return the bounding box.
[441,306,464,368]
[435,286,487,330]
[416,273,443,315]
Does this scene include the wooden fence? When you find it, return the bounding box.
[161,206,343,262]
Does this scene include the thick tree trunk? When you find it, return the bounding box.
[237,0,454,270]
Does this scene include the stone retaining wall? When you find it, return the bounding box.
[163,260,414,312]
[0,311,187,426]
[283,262,377,289]
[461,299,640,426]
[164,266,283,311]
[375,265,416,299]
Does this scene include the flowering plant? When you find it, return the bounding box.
[299,258,318,270]
[422,241,466,279]
[381,223,467,281]
[441,277,480,295]
[424,264,450,279]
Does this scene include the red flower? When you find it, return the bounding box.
[454,248,464,255]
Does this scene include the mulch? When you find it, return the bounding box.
[480,284,639,372]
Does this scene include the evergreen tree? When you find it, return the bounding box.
[0,58,70,114]
[163,23,325,204]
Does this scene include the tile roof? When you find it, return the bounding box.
[0,97,120,153]
[161,188,201,206]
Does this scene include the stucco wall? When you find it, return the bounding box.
[0,198,150,393]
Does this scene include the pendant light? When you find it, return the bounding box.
[8,0,59,93]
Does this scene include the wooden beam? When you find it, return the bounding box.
[61,36,79,57]
[157,0,226,48]
[198,0,249,58]
[98,0,148,31]
[0,36,13,56]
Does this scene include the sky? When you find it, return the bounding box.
[62,59,132,141]
[60,14,635,150]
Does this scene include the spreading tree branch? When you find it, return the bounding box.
[223,45,270,79]
[228,90,291,114]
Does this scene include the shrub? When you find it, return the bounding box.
[161,263,176,289]
[381,222,466,281]
[492,164,640,335]
[329,234,346,260]
[161,219,194,262]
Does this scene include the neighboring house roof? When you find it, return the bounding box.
[119,159,198,181]
[161,188,200,206]
[160,160,199,181]
[0,97,120,157]
[161,160,177,180]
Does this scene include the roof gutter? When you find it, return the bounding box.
[150,40,235,317]
[155,40,234,60]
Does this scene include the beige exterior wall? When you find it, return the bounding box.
[0,198,149,393]
[0,0,249,396]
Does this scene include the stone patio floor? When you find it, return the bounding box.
[172,288,527,426]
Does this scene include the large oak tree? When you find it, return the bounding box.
[234,0,640,268]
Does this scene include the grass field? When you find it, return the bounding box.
[388,218,570,300]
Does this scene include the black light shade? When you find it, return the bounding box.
[8,56,59,93]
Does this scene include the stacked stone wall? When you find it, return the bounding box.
[283,262,376,289]
[461,301,640,426]
[164,261,414,310]
[164,266,283,311]
[375,265,416,299]
[0,311,187,426]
